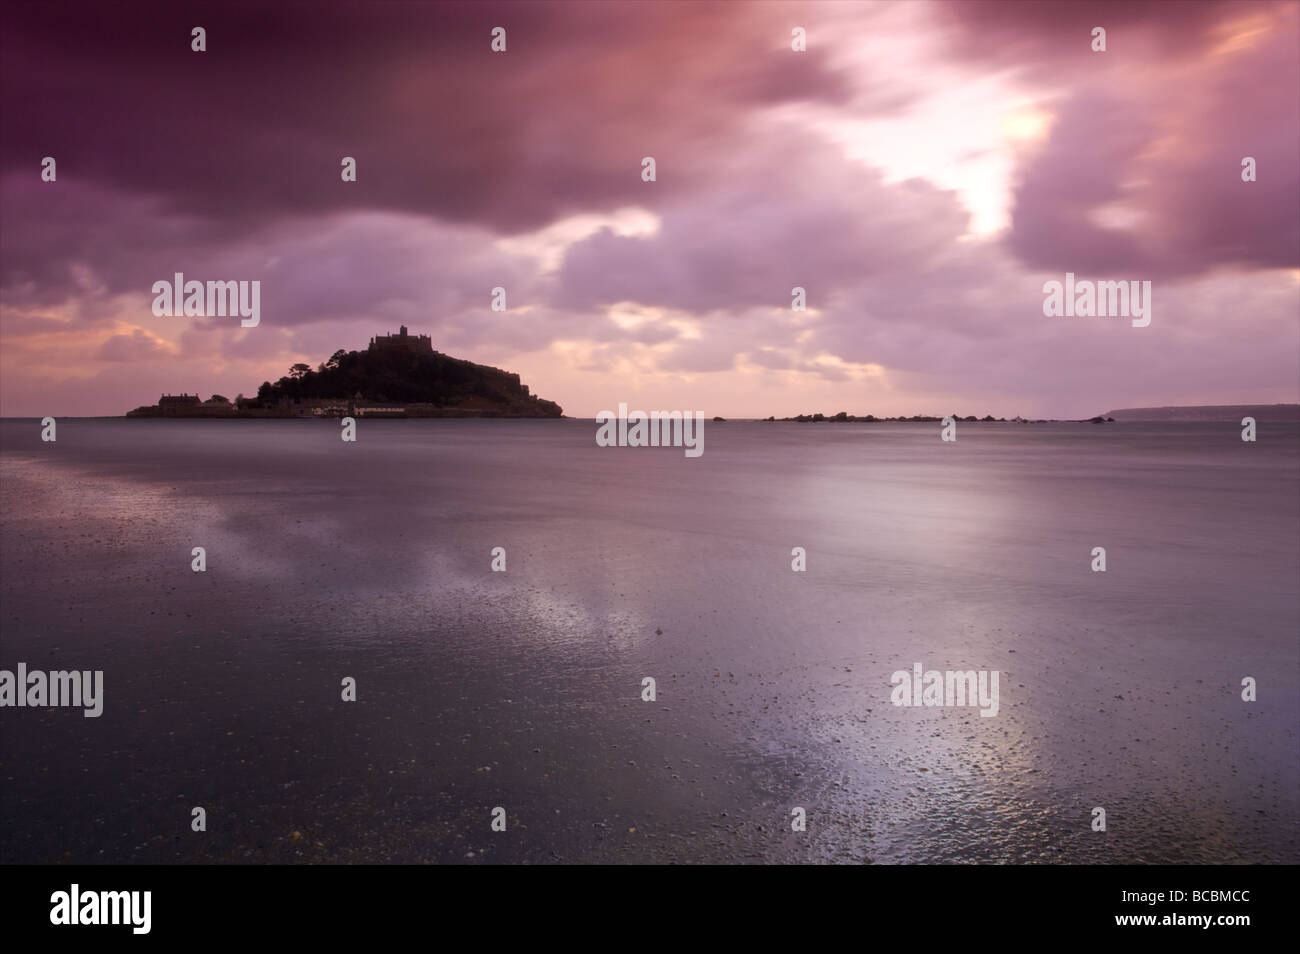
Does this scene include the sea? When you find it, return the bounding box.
[1,418,1296,863]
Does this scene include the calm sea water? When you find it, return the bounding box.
[2,418,1297,863]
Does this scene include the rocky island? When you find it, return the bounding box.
[127,326,563,418]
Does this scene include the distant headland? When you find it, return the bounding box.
[1101,404,1300,422]
[126,326,563,419]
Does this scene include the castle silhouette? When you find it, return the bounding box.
[368,325,432,355]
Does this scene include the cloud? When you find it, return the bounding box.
[1,0,1296,419]
[1,0,852,240]
[941,0,1300,276]
[96,327,175,361]
[554,131,968,313]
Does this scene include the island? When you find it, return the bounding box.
[127,326,563,418]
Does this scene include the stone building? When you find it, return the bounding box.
[368,325,432,356]
[158,393,202,415]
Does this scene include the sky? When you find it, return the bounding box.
[2,0,1298,419]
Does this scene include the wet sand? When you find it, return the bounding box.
[1,418,1296,863]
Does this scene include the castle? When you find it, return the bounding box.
[368,325,432,355]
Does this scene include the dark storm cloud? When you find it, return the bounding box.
[1,0,850,238]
